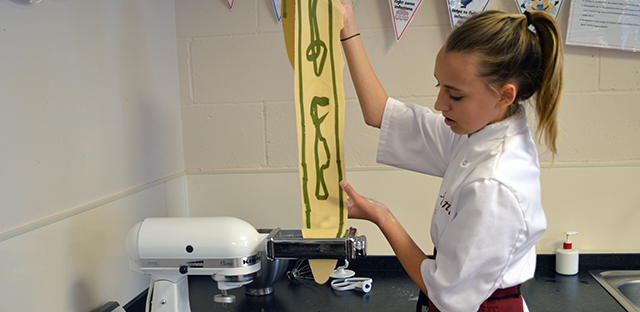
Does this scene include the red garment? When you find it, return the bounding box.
[427,285,523,312]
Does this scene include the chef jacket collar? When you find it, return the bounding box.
[467,104,529,142]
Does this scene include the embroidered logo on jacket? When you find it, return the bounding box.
[438,192,452,215]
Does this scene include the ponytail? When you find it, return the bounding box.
[530,11,563,156]
[444,11,564,156]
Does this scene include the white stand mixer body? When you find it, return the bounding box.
[126,217,266,312]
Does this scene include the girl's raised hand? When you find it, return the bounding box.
[340,0,358,40]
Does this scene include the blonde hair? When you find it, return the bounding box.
[445,10,564,156]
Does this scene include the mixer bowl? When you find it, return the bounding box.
[245,230,290,296]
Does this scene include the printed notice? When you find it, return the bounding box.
[515,0,564,19]
[447,0,491,28]
[390,0,424,41]
[272,0,282,21]
[567,0,640,52]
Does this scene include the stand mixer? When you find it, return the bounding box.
[126,217,367,312]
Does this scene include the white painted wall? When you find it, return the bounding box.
[0,0,185,310]
[176,0,640,255]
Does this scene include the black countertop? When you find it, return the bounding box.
[124,254,640,312]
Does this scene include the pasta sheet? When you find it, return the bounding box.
[291,0,347,284]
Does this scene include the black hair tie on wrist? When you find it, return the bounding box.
[341,33,360,42]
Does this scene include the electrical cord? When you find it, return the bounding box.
[145,279,154,312]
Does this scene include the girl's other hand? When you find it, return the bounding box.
[340,180,391,228]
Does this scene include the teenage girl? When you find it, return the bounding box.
[338,3,563,312]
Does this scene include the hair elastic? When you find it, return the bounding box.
[341,33,360,42]
[523,11,537,33]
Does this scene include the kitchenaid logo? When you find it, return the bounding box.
[215,254,260,268]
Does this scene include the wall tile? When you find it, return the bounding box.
[175,0,257,38]
[354,0,450,31]
[344,99,380,166]
[556,92,640,162]
[600,49,640,90]
[360,27,446,99]
[191,34,293,104]
[187,171,303,229]
[538,166,640,253]
[265,101,299,168]
[183,104,267,169]
[563,46,599,92]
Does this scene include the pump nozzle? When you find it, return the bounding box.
[563,231,578,249]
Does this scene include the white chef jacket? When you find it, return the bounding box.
[377,97,546,312]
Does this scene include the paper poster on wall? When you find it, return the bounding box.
[273,0,283,21]
[226,0,234,10]
[515,0,564,19]
[447,0,491,28]
[566,0,640,52]
[390,0,424,41]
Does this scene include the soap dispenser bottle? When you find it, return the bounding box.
[556,231,579,275]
